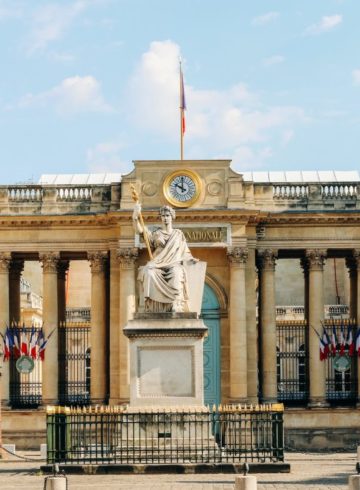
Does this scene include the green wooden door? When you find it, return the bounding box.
[201,283,221,407]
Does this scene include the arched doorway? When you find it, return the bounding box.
[201,283,221,407]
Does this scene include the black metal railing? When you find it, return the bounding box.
[276,321,308,404]
[46,404,284,465]
[325,319,357,404]
[9,325,42,408]
[58,321,91,406]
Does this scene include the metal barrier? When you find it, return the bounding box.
[46,404,284,465]
[58,322,91,406]
[276,321,308,404]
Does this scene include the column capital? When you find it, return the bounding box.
[305,249,327,271]
[0,252,11,273]
[227,247,248,266]
[9,258,24,276]
[88,251,108,273]
[57,260,69,280]
[117,248,139,269]
[40,252,60,273]
[352,249,360,269]
[257,249,278,271]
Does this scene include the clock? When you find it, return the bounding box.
[163,169,202,208]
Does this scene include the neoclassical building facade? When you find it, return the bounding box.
[1,160,360,449]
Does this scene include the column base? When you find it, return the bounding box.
[228,397,251,405]
[91,398,108,406]
[307,399,330,408]
[261,397,278,404]
[42,399,59,406]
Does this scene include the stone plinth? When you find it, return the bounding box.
[123,313,207,407]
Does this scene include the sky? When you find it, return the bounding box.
[0,0,359,184]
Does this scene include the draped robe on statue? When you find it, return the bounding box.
[138,227,193,312]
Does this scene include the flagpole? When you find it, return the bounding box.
[179,59,184,160]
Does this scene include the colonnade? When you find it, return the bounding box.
[1,247,360,407]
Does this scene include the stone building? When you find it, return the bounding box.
[1,160,360,449]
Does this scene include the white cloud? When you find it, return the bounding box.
[252,12,279,26]
[87,141,128,172]
[19,75,112,115]
[27,0,92,53]
[127,40,306,170]
[0,1,22,21]
[352,69,360,86]
[263,55,285,67]
[281,129,294,146]
[305,14,342,35]
[231,146,273,170]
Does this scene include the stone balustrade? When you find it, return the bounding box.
[0,179,358,215]
[0,183,121,215]
[268,181,360,210]
[276,304,349,320]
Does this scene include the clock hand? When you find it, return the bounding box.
[176,182,186,193]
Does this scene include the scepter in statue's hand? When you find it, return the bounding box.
[130,184,153,260]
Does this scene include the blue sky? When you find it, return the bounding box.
[0,0,359,183]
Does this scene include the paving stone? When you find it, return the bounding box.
[0,451,356,489]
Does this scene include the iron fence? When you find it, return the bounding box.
[9,325,42,408]
[276,321,308,404]
[47,404,284,465]
[59,322,91,406]
[324,320,357,404]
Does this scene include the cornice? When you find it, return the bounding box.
[261,211,360,226]
[0,208,358,228]
[0,209,264,227]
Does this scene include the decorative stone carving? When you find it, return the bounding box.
[117,248,139,270]
[57,260,69,280]
[257,249,278,271]
[88,251,108,273]
[305,249,327,271]
[353,249,360,269]
[0,252,11,273]
[227,247,248,266]
[132,204,204,313]
[40,252,60,273]
[9,258,24,276]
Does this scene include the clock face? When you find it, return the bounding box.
[169,174,196,202]
[163,170,201,207]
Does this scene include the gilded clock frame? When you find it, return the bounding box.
[163,169,202,208]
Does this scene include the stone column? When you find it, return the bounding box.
[109,248,120,404]
[258,249,278,403]
[347,252,360,321]
[40,252,60,404]
[88,252,108,404]
[57,260,69,324]
[300,257,309,323]
[9,259,24,324]
[117,248,138,402]
[350,250,360,405]
[227,247,248,402]
[305,249,328,408]
[0,253,11,404]
[245,248,258,403]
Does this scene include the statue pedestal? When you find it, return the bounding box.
[123,313,208,407]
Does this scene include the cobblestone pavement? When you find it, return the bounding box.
[0,452,357,489]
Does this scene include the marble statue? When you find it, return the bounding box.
[133,203,199,313]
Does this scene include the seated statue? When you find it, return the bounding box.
[133,203,199,313]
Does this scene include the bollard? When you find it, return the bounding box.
[234,475,257,490]
[43,476,67,490]
[43,464,68,490]
[349,475,360,490]
[234,464,257,490]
